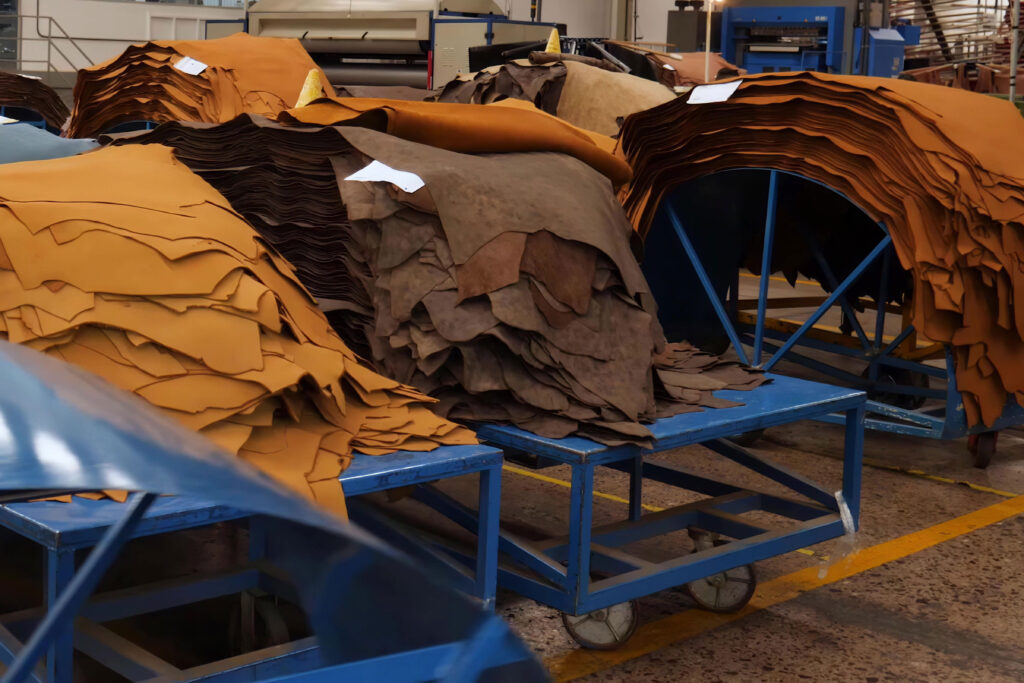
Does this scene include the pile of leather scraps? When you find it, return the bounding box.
[602,41,743,88]
[277,96,632,186]
[432,58,674,136]
[67,33,334,138]
[618,71,1024,427]
[433,61,567,115]
[0,144,474,513]
[555,60,675,136]
[0,123,98,164]
[0,71,70,129]
[327,127,766,444]
[902,62,1024,95]
[103,116,764,444]
[101,115,376,357]
[335,85,431,101]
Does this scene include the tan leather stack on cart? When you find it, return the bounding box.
[0,144,474,514]
[618,71,1024,427]
[106,99,765,445]
[67,34,333,138]
[0,71,70,129]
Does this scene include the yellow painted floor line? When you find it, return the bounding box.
[786,445,1022,499]
[546,493,1024,682]
[503,464,663,513]
[739,271,821,288]
[502,464,817,557]
[863,460,1020,499]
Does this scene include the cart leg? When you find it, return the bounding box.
[567,463,595,610]
[843,404,866,529]
[45,548,75,683]
[248,515,268,563]
[628,456,643,522]
[476,467,500,611]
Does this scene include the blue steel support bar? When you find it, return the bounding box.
[44,549,74,683]
[764,235,893,370]
[629,456,643,522]
[4,492,158,683]
[874,246,891,353]
[844,405,865,527]
[0,623,43,683]
[701,440,838,510]
[475,469,499,610]
[411,485,567,588]
[754,170,779,367]
[567,464,595,613]
[798,223,872,352]
[876,322,915,361]
[667,204,750,365]
[439,617,508,683]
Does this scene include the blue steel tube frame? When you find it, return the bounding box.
[3,492,158,683]
[661,167,1011,440]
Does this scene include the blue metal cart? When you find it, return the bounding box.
[0,443,503,682]
[645,168,1024,467]
[0,340,539,683]
[415,374,865,649]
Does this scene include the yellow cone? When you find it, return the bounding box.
[294,68,323,108]
[545,27,561,54]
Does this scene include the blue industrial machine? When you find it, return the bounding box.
[721,5,846,73]
[721,4,920,77]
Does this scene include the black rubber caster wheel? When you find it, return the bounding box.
[863,367,929,410]
[968,432,998,469]
[561,600,639,649]
[685,534,757,613]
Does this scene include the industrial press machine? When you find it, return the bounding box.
[246,0,560,89]
[705,0,920,76]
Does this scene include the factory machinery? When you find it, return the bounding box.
[669,0,921,77]
[246,0,560,89]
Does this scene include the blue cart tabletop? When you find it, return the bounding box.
[0,443,503,550]
[341,443,503,496]
[474,374,865,464]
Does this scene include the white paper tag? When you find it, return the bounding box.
[0,115,19,125]
[345,160,426,194]
[662,63,676,71]
[18,73,42,81]
[687,79,743,104]
[173,56,208,76]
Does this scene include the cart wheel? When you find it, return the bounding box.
[968,432,998,469]
[727,429,765,447]
[863,367,929,410]
[684,535,757,613]
[228,593,290,655]
[561,600,639,650]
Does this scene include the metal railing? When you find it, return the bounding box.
[13,11,93,86]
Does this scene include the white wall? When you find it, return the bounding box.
[632,0,675,46]
[18,0,244,71]
[504,0,614,37]
[500,0,681,43]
